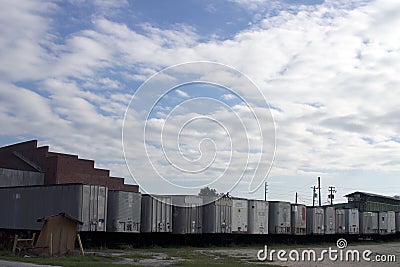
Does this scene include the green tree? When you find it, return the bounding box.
[198,187,219,197]
[198,187,227,197]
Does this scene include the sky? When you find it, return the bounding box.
[1,0,399,205]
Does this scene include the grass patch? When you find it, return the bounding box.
[0,253,133,267]
[2,237,399,267]
[5,240,395,267]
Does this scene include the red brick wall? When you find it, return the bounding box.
[0,140,139,192]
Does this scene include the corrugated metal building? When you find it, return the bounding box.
[0,184,107,231]
[0,168,44,187]
[171,195,203,234]
[306,207,324,235]
[231,198,248,233]
[324,206,336,235]
[248,200,268,234]
[359,212,378,234]
[345,208,360,234]
[268,201,291,234]
[202,196,232,233]
[141,195,172,233]
[291,204,306,235]
[344,192,400,212]
[107,190,142,232]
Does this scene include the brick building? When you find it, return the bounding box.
[0,140,138,192]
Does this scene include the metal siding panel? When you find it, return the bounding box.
[151,196,157,232]
[140,195,172,233]
[291,204,306,235]
[97,186,107,231]
[133,193,142,232]
[281,203,291,233]
[99,186,105,231]
[164,196,172,232]
[106,191,116,231]
[91,185,98,231]
[172,195,203,234]
[248,200,268,234]
[0,184,102,230]
[202,197,232,233]
[360,212,378,234]
[172,205,184,234]
[324,207,335,234]
[0,168,44,187]
[158,198,162,232]
[396,212,400,232]
[202,202,217,233]
[231,199,248,233]
[152,197,157,232]
[387,211,396,234]
[140,195,152,232]
[81,185,90,231]
[268,201,291,234]
[158,199,163,231]
[217,204,223,233]
[306,207,324,235]
[378,211,388,234]
[268,202,277,234]
[335,209,346,233]
[345,209,360,234]
[223,204,232,233]
[107,191,141,232]
[197,204,202,233]
[371,212,379,231]
[247,201,256,234]
[79,184,107,232]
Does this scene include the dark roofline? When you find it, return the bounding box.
[0,140,38,149]
[37,212,83,224]
[0,183,106,190]
[267,200,291,204]
[247,199,269,202]
[345,191,400,201]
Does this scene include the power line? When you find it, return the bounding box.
[318,176,321,206]
[311,186,317,207]
[328,186,337,205]
[264,182,268,201]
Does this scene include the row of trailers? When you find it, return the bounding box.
[0,184,399,237]
[109,193,400,236]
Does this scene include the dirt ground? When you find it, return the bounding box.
[93,241,400,266]
[1,241,399,266]
[207,242,400,266]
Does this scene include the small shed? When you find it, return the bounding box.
[34,212,83,256]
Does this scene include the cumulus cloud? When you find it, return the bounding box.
[1,0,400,200]
[175,89,189,98]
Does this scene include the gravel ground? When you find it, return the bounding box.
[107,241,400,266]
[2,241,399,266]
[268,242,400,266]
[204,242,400,266]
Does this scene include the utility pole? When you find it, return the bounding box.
[318,176,321,206]
[264,182,268,201]
[328,186,336,205]
[295,192,298,204]
[311,186,316,207]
